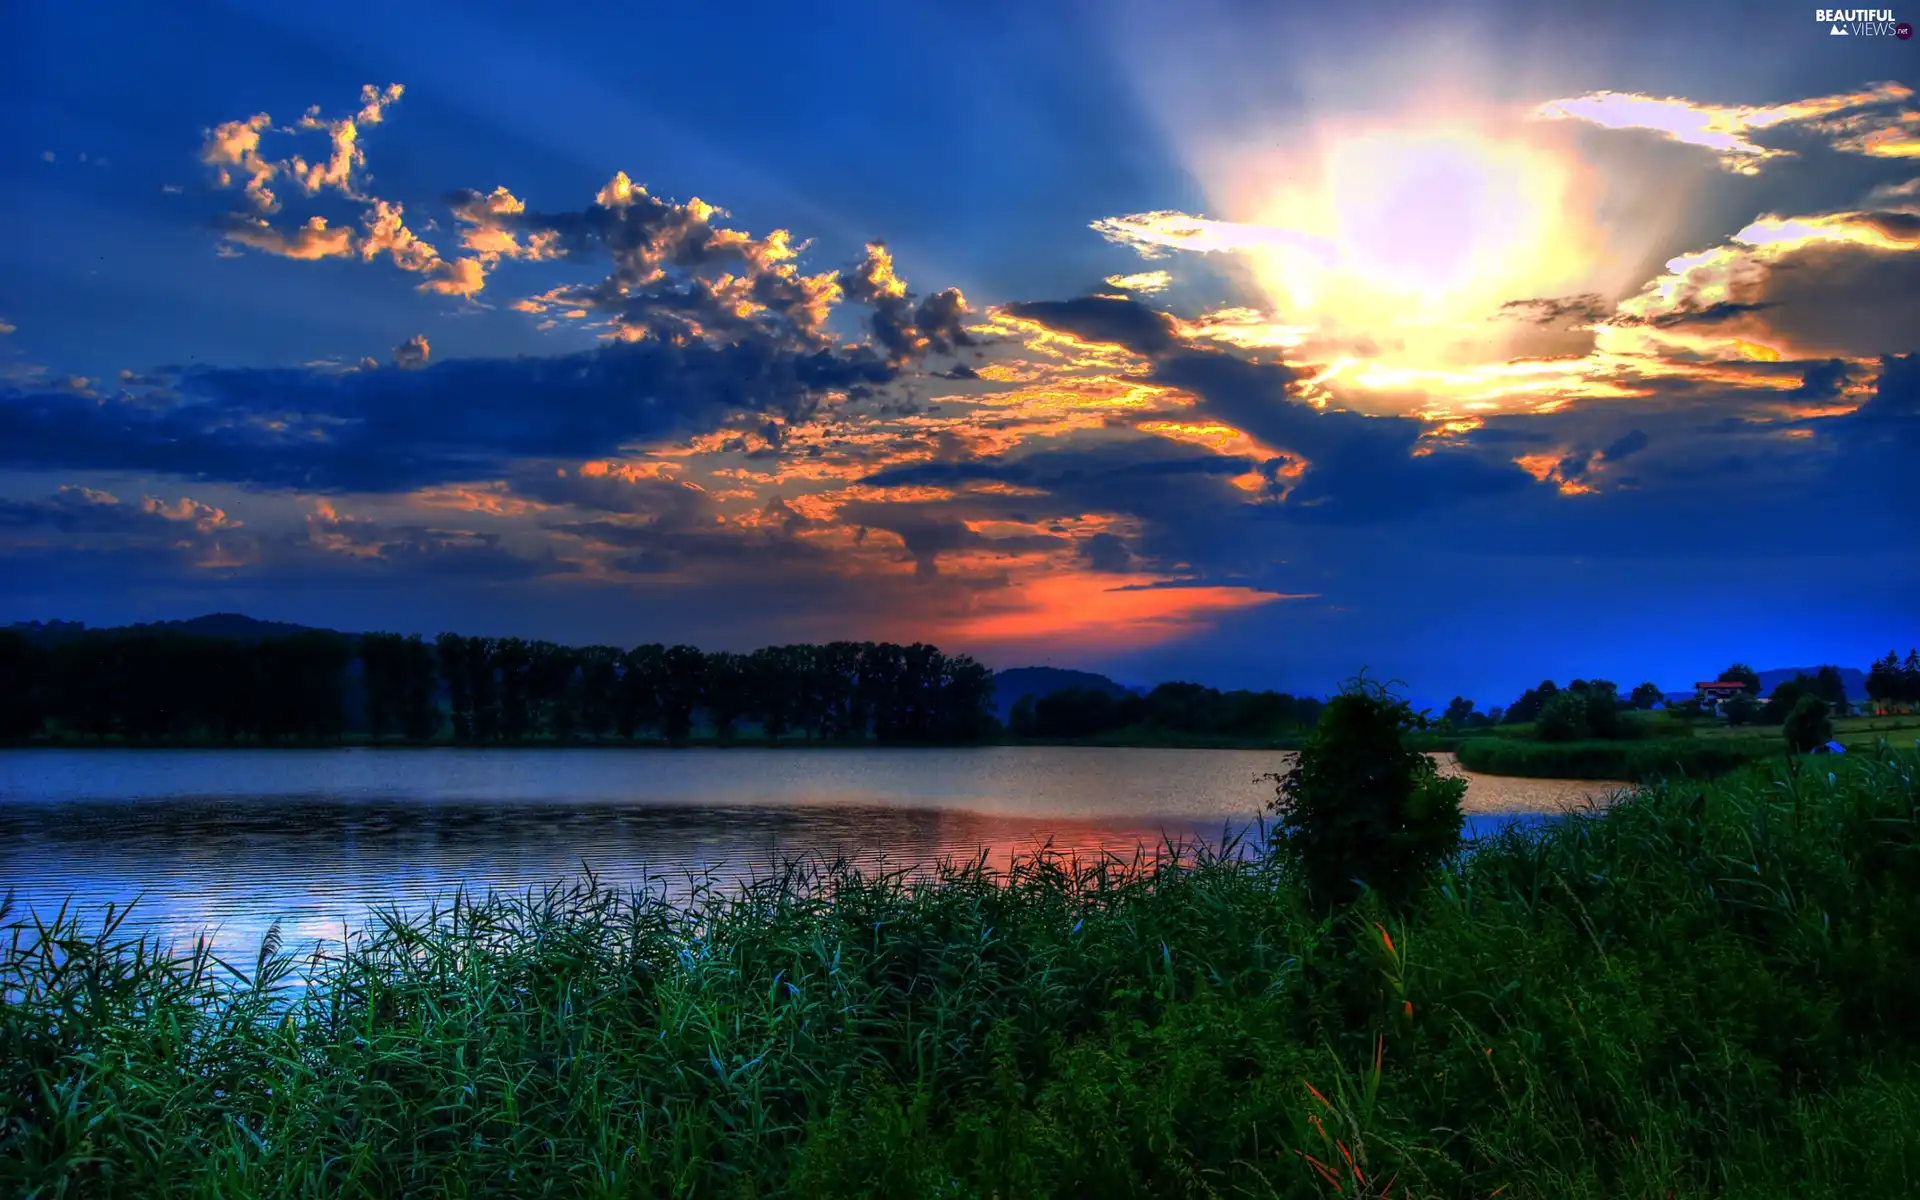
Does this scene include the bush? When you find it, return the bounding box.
[1724,693,1763,726]
[1536,690,1591,742]
[1455,736,1774,781]
[1265,674,1467,909]
[1784,694,1834,754]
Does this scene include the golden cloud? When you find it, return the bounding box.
[1534,82,1914,173]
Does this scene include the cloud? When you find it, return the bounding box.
[1090,211,1339,264]
[1599,429,1650,462]
[1499,294,1610,327]
[999,296,1181,356]
[0,336,899,493]
[216,214,355,260]
[1104,270,1172,293]
[393,334,430,369]
[1080,531,1135,572]
[1534,82,1915,173]
[307,500,574,581]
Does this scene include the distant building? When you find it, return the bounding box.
[1693,680,1751,714]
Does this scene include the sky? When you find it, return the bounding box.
[0,0,1916,708]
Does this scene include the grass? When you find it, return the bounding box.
[6,745,1920,1197]
[1452,737,1774,782]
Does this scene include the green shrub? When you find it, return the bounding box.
[1784,694,1834,754]
[1264,674,1467,909]
[1455,735,1775,781]
[1537,690,1592,742]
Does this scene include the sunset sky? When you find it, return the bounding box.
[2,0,1915,705]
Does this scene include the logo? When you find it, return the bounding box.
[1815,6,1906,34]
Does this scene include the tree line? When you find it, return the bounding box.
[1005,681,1325,741]
[1865,650,1920,713]
[0,629,998,746]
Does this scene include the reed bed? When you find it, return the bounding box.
[5,746,1920,1198]
[1453,736,1773,782]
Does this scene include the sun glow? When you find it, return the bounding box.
[1201,120,1608,360]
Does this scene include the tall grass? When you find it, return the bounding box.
[1454,736,1772,781]
[5,746,1920,1197]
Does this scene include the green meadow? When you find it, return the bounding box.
[7,741,1920,1198]
[1455,713,1920,781]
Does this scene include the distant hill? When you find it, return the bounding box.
[7,612,332,645]
[1757,666,1868,702]
[991,666,1132,720]
[1662,667,1869,706]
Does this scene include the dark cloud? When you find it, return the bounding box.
[986,298,1542,524]
[1499,294,1611,327]
[1081,531,1134,572]
[1600,429,1650,461]
[1792,358,1851,401]
[0,339,897,493]
[0,486,245,543]
[1615,300,1779,329]
[306,506,576,582]
[1000,296,1181,356]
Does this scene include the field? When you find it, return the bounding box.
[7,745,1920,1197]
[1455,712,1920,781]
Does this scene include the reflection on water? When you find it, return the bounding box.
[0,747,1626,966]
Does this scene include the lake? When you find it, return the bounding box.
[0,747,1625,966]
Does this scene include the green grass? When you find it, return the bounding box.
[7,745,1920,1197]
[1695,713,1920,751]
[1453,736,1774,782]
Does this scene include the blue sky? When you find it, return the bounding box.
[1,0,1916,708]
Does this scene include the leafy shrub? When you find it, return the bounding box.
[1265,674,1466,909]
[1455,736,1773,781]
[1582,681,1624,738]
[1783,694,1834,754]
[1536,690,1591,742]
[1724,693,1763,727]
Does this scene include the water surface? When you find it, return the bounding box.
[1,747,1624,964]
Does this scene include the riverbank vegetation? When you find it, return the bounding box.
[7,728,1919,1195]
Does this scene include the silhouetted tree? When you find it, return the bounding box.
[703,651,749,742]
[1762,674,1815,725]
[0,630,49,741]
[576,646,620,742]
[1724,692,1763,727]
[1811,665,1852,716]
[400,634,440,742]
[437,633,473,743]
[1628,681,1663,710]
[1717,663,1761,694]
[1783,694,1834,754]
[658,645,706,746]
[1536,691,1590,742]
[1266,674,1466,910]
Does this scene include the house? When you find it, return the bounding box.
[1693,680,1752,714]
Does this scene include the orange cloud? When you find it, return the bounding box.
[221,215,354,260]
[944,572,1301,651]
[1104,269,1173,293]
[140,495,242,533]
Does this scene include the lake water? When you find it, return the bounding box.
[0,748,1625,966]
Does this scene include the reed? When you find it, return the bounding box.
[5,746,1919,1197]
[1453,736,1772,781]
